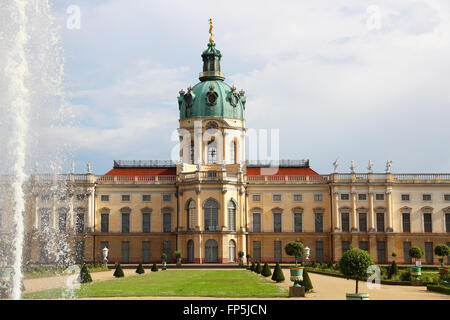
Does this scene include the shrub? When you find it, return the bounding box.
[427,284,450,295]
[284,241,305,265]
[400,270,411,281]
[271,263,285,282]
[255,262,262,274]
[136,263,145,274]
[338,248,374,294]
[151,263,158,272]
[388,260,398,279]
[300,269,313,292]
[161,253,168,262]
[174,251,182,260]
[250,262,255,272]
[327,261,334,269]
[261,263,272,277]
[246,253,252,261]
[435,244,450,264]
[409,246,424,262]
[113,263,125,278]
[78,264,92,283]
[238,251,245,259]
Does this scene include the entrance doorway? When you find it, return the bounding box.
[205,239,218,263]
[187,240,194,263]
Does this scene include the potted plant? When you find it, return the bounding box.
[409,246,424,280]
[161,253,168,270]
[238,251,245,266]
[174,250,182,267]
[246,253,252,269]
[284,241,305,287]
[434,244,450,282]
[338,248,374,300]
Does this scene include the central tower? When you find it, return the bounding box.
[175,20,248,263]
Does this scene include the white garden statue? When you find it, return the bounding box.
[102,246,109,265]
[305,246,310,261]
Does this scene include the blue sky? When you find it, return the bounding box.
[46,0,450,174]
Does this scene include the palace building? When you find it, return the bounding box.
[3,26,450,266]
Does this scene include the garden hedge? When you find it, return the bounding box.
[427,284,450,295]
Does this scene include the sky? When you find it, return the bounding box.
[45,0,450,174]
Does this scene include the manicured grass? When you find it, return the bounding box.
[23,270,288,299]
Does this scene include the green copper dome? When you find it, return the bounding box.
[178,42,246,120]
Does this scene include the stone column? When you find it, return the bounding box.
[221,188,227,231]
[34,194,39,230]
[333,192,340,231]
[351,192,357,231]
[243,189,248,232]
[86,188,94,232]
[368,192,375,232]
[195,188,201,230]
[198,234,203,264]
[386,190,393,232]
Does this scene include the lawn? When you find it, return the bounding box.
[23,269,288,299]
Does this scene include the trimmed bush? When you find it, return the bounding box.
[261,263,272,277]
[338,248,374,294]
[284,241,305,265]
[255,262,262,274]
[409,246,424,262]
[388,260,398,279]
[327,261,334,269]
[435,244,450,264]
[427,284,450,295]
[136,263,145,274]
[300,269,313,292]
[113,263,125,278]
[151,263,158,272]
[250,262,255,272]
[271,263,285,282]
[78,264,92,283]
[400,270,411,281]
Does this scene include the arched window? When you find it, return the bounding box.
[204,199,219,231]
[227,200,236,231]
[187,200,196,230]
[229,140,236,164]
[58,208,68,233]
[229,240,236,262]
[207,140,217,164]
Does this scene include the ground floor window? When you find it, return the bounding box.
[316,241,324,263]
[142,241,151,263]
[342,241,350,255]
[377,241,386,264]
[163,241,171,261]
[274,241,282,262]
[121,241,130,263]
[359,241,368,252]
[403,242,412,264]
[253,241,261,262]
[75,241,84,264]
[425,242,433,264]
[40,241,49,264]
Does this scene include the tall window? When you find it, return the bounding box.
[359,241,369,251]
[204,199,219,231]
[229,141,236,164]
[188,200,196,230]
[423,213,432,232]
[273,212,282,232]
[376,212,385,232]
[403,242,412,264]
[316,241,324,263]
[121,241,130,263]
[163,212,172,232]
[142,212,151,233]
[315,213,323,232]
[58,209,67,233]
[294,211,302,232]
[377,241,386,264]
[425,242,433,264]
[359,213,367,232]
[76,211,85,233]
[253,241,261,262]
[163,241,171,261]
[341,212,350,232]
[227,201,236,231]
[142,241,151,263]
[40,209,50,232]
[274,241,282,262]
[402,213,411,232]
[121,212,130,233]
[75,241,84,264]
[252,213,261,232]
[342,241,350,255]
[446,214,450,233]
[101,213,109,233]
[207,140,217,164]
[40,242,49,263]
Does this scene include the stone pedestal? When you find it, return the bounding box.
[410,279,423,286]
[289,286,305,297]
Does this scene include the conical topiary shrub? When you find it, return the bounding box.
[388,260,398,279]
[255,262,262,274]
[151,263,158,272]
[300,269,313,292]
[79,264,92,283]
[250,262,255,272]
[271,262,285,282]
[136,263,145,274]
[261,262,272,277]
[113,263,125,277]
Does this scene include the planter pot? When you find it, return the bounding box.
[162,261,167,270]
[176,259,182,267]
[411,267,422,279]
[346,293,370,300]
[290,267,304,287]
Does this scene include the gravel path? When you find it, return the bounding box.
[22,268,450,300]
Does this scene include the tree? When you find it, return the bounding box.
[434,244,450,265]
[388,260,398,279]
[151,263,158,272]
[78,264,92,283]
[409,246,424,264]
[284,241,305,265]
[136,263,145,274]
[271,263,285,282]
[113,263,125,277]
[161,253,168,262]
[174,250,182,266]
[338,248,374,294]
[255,262,262,274]
[261,263,272,277]
[300,269,313,292]
[238,251,245,266]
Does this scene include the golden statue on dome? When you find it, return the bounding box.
[209,18,214,43]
